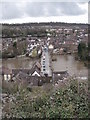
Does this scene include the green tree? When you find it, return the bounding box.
[13,41,18,56]
[78,42,88,60]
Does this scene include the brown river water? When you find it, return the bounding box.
[1,55,88,77]
[2,56,39,69]
[52,55,88,77]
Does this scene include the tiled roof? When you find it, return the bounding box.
[12,69,30,76]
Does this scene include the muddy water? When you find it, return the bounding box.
[1,55,88,77]
[52,55,88,77]
[2,57,39,69]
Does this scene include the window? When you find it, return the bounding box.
[43,69,45,71]
[43,66,45,68]
[43,59,45,62]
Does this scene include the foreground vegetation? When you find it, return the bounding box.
[2,78,89,119]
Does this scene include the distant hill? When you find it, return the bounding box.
[2,22,88,28]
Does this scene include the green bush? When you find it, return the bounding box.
[2,79,89,118]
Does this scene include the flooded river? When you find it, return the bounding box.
[1,55,88,77]
[2,57,39,69]
[52,55,88,77]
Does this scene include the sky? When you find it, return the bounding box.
[0,0,89,24]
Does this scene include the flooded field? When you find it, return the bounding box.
[1,54,88,78]
[2,57,40,69]
[52,55,88,77]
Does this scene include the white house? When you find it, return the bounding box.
[48,44,54,50]
[32,71,40,77]
[2,66,12,81]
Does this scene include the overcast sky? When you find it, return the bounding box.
[0,0,89,24]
